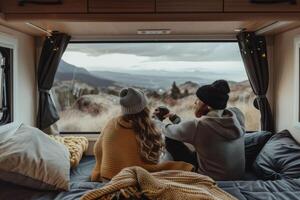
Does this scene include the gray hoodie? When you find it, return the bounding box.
[156,107,245,181]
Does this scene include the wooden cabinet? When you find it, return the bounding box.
[156,0,223,12]
[224,0,300,12]
[1,0,87,13]
[88,0,155,13]
[3,0,300,19]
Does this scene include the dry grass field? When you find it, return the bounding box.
[55,81,260,132]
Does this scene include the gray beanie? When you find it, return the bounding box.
[119,88,148,115]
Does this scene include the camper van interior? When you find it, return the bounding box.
[2,0,300,199]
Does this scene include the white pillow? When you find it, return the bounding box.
[0,124,70,191]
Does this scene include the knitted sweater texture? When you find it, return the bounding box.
[91,117,193,181]
[83,166,237,200]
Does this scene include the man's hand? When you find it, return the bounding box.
[164,112,175,119]
[153,106,170,121]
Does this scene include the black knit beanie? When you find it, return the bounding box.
[196,80,230,109]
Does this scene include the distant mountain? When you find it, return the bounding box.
[55,60,114,88]
[91,70,211,89]
[55,61,248,90]
[57,60,92,75]
[178,81,200,94]
[229,80,251,91]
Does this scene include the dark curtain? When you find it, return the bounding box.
[37,32,71,130]
[237,32,274,132]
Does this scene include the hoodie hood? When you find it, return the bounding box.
[201,108,245,140]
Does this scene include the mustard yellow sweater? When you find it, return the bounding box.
[91,117,194,181]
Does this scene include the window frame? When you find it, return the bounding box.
[294,37,300,128]
[57,39,256,135]
[0,33,18,132]
[0,47,13,125]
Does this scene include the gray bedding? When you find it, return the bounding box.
[0,156,104,200]
[218,179,300,200]
[1,156,300,200]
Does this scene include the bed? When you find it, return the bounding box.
[2,129,300,200]
[0,156,104,200]
[218,179,300,200]
[1,155,300,200]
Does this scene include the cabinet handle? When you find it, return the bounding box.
[18,0,63,6]
[250,0,296,4]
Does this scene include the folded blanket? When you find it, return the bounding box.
[49,135,89,168]
[81,166,237,200]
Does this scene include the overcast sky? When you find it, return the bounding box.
[62,42,247,81]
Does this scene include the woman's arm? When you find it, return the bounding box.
[91,133,103,182]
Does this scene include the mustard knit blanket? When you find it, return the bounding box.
[81,166,237,200]
[49,135,89,168]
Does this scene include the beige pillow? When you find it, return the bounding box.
[49,135,89,168]
[0,124,70,191]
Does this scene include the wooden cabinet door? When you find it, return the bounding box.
[156,0,223,12]
[88,0,155,13]
[1,0,87,13]
[224,0,300,12]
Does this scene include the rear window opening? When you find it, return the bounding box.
[52,41,260,133]
[0,46,13,125]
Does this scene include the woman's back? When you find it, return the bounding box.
[100,117,146,179]
[92,117,193,181]
[91,87,193,181]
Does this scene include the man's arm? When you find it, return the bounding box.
[228,107,246,132]
[155,119,198,144]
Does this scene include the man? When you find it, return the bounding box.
[155,80,245,181]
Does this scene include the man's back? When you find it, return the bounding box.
[157,108,245,180]
[194,108,245,180]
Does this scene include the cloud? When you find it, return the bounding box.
[61,42,247,81]
[66,42,242,62]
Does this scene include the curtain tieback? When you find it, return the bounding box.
[39,89,50,94]
[254,95,267,110]
[256,95,266,99]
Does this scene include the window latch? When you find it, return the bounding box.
[0,57,5,68]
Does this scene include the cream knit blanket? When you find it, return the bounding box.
[81,166,237,200]
[49,135,89,168]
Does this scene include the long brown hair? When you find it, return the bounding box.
[122,107,164,164]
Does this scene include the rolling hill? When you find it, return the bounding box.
[55,60,114,88]
[91,70,211,89]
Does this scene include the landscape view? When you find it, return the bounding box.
[52,43,260,132]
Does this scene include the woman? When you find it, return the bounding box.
[91,88,193,181]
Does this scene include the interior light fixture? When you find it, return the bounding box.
[234,28,247,33]
[255,21,294,35]
[25,22,52,36]
[137,29,171,35]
